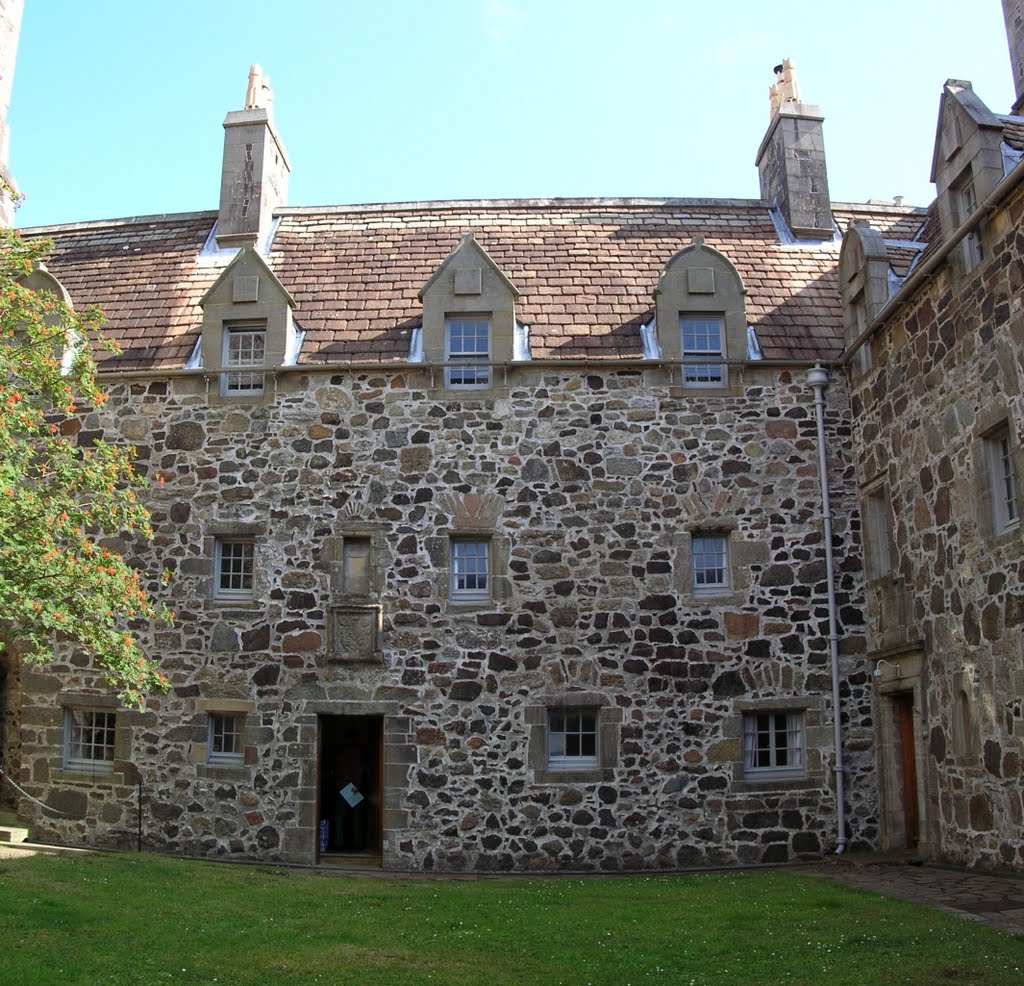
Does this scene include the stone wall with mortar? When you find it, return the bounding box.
[849,181,1024,870]
[18,363,876,870]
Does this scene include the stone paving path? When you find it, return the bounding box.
[801,857,1024,937]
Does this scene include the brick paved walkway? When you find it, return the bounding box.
[801,856,1024,936]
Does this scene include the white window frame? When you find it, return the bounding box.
[221,323,266,396]
[680,316,725,387]
[864,486,892,580]
[742,711,805,780]
[547,708,599,770]
[692,533,729,593]
[450,539,490,602]
[214,539,255,600]
[445,317,491,389]
[208,713,244,765]
[64,708,116,772]
[986,426,1019,535]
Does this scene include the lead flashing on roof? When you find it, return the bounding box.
[767,207,842,249]
[199,217,282,265]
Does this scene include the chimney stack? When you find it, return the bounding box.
[1004,0,1024,114]
[216,64,290,249]
[755,58,834,240]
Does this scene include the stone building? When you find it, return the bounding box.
[2,10,1021,872]
[838,0,1024,870]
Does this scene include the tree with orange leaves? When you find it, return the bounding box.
[0,224,171,707]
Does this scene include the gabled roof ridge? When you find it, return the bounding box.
[17,198,928,235]
[276,196,773,215]
[19,210,218,235]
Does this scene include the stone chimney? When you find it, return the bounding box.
[755,58,833,240]
[1004,0,1024,114]
[216,64,290,249]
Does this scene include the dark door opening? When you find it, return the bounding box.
[318,715,382,858]
[894,693,919,848]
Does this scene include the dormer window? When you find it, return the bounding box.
[197,245,298,405]
[838,221,891,378]
[418,234,519,394]
[445,316,491,389]
[654,238,747,391]
[222,321,266,395]
[680,316,725,387]
[930,81,1004,274]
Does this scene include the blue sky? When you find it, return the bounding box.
[9,0,1015,228]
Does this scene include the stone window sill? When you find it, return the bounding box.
[533,767,613,785]
[731,776,822,794]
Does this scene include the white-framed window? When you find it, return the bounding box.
[986,425,1019,534]
[692,534,729,593]
[955,177,983,272]
[680,316,725,386]
[215,539,254,599]
[445,317,491,389]
[208,713,244,765]
[64,708,116,772]
[742,711,804,780]
[450,539,490,601]
[221,323,266,396]
[864,486,892,579]
[547,709,598,770]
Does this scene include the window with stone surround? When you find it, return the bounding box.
[673,520,764,606]
[691,533,730,593]
[63,708,116,772]
[214,539,254,600]
[445,316,491,389]
[985,425,1019,535]
[547,709,598,770]
[953,173,983,273]
[952,671,981,762]
[863,484,893,580]
[450,539,490,602]
[742,711,805,780]
[208,713,244,765]
[221,321,266,396]
[526,697,621,783]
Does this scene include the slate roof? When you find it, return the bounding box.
[23,197,927,372]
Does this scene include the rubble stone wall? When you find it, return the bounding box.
[19,363,876,870]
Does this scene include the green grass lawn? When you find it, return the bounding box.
[1,852,1022,985]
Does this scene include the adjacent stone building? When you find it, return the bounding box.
[839,5,1024,870]
[3,9,1022,873]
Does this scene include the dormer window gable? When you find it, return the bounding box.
[930,82,1005,253]
[418,234,520,392]
[197,245,299,400]
[653,238,747,390]
[838,221,890,375]
[15,263,80,375]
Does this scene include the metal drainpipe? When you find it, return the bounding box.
[807,363,847,854]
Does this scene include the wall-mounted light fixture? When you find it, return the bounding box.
[873,658,901,679]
